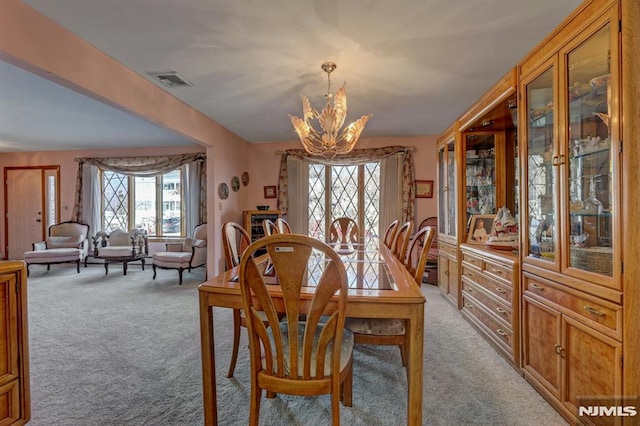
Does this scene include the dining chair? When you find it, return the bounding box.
[275,217,292,234]
[419,217,439,284]
[328,217,359,250]
[345,226,434,370]
[390,221,413,263]
[238,234,353,425]
[221,221,254,378]
[382,219,399,248]
[262,219,279,236]
[404,226,437,283]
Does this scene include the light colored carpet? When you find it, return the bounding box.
[25,263,568,425]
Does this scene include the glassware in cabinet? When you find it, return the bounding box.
[565,23,614,277]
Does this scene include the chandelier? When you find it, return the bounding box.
[289,62,372,159]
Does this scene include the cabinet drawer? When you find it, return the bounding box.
[439,243,457,257]
[461,265,479,282]
[483,259,513,285]
[525,276,621,336]
[462,295,513,352]
[461,251,482,269]
[473,271,513,304]
[462,280,512,326]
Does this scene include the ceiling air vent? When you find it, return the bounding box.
[148,71,193,88]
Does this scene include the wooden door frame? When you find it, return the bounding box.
[3,166,60,260]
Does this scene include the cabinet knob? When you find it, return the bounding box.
[464,303,474,309]
[496,328,508,336]
[496,307,507,315]
[490,268,503,274]
[495,287,506,294]
[530,283,544,291]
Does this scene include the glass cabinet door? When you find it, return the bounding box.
[446,140,457,238]
[565,23,613,277]
[437,139,457,239]
[525,66,558,265]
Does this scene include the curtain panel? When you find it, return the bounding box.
[72,152,207,226]
[276,146,415,224]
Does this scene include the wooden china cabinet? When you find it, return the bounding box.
[519,1,628,424]
[0,261,30,425]
[434,0,639,424]
[456,69,521,368]
[436,123,459,307]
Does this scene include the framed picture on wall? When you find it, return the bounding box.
[264,185,277,199]
[415,180,434,198]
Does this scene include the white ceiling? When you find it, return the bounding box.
[3,0,583,152]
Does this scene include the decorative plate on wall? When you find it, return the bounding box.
[242,171,249,186]
[231,176,241,192]
[218,182,229,199]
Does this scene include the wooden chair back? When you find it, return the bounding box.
[262,219,279,237]
[391,221,413,263]
[328,217,359,247]
[221,222,251,270]
[238,234,352,424]
[418,217,438,263]
[404,226,436,284]
[275,218,292,234]
[383,220,399,248]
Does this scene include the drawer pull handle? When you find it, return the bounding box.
[490,268,503,274]
[496,328,507,336]
[495,307,507,315]
[584,306,606,317]
[469,259,476,263]
[554,344,562,354]
[464,303,474,309]
[530,283,544,291]
[466,287,473,292]
[444,271,449,276]
[465,272,473,277]
[495,287,506,294]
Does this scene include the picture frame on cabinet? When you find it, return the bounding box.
[264,185,277,199]
[415,180,434,198]
[466,214,495,244]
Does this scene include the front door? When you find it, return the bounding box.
[5,167,59,260]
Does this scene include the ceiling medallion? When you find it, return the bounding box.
[289,62,372,160]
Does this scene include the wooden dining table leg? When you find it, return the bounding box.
[200,292,218,426]
[406,304,424,426]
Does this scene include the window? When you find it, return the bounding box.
[307,162,381,289]
[101,169,183,236]
[308,162,381,240]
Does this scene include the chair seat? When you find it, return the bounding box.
[345,317,405,336]
[24,248,83,263]
[267,322,354,377]
[98,246,141,258]
[152,251,191,268]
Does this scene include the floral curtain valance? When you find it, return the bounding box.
[276,146,415,223]
[75,152,206,177]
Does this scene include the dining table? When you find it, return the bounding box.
[198,237,426,425]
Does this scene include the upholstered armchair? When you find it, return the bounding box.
[23,221,90,276]
[152,223,207,285]
[93,228,148,275]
